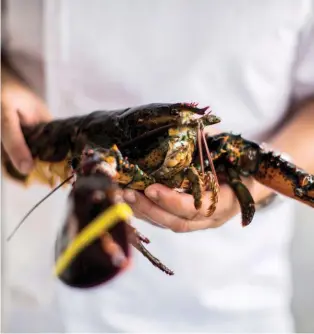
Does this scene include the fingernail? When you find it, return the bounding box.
[124,190,136,204]
[145,188,159,201]
[19,160,33,174]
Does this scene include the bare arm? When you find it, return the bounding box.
[270,99,314,173]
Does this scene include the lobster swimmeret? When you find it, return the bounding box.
[3,102,314,285]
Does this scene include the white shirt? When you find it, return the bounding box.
[3,0,314,332]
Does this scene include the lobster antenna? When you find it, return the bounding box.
[197,123,205,177]
[6,175,74,242]
[200,130,219,188]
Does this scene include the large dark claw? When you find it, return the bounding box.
[54,171,132,288]
[205,133,314,212]
[54,147,175,288]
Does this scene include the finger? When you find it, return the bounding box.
[131,207,167,229]
[1,108,34,174]
[18,103,52,125]
[144,184,210,219]
[123,189,198,232]
[123,188,236,231]
[123,190,168,227]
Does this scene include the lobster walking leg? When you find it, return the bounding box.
[203,171,219,217]
[128,226,174,276]
[119,162,157,190]
[225,167,255,227]
[185,166,204,210]
[185,167,219,217]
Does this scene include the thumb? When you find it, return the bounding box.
[1,109,34,174]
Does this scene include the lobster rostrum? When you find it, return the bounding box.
[55,146,173,288]
[3,102,314,233]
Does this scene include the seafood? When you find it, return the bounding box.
[54,147,173,288]
[201,133,314,225]
[2,103,222,217]
[3,102,314,232]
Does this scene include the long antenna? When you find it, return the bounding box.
[6,175,74,242]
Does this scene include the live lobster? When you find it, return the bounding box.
[3,102,314,287]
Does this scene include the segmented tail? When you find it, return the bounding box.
[2,116,83,188]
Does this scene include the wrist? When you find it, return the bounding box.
[1,62,28,91]
[250,180,275,203]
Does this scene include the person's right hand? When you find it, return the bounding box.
[1,71,52,174]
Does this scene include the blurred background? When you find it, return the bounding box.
[291,204,314,332]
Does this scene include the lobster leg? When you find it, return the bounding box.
[117,158,157,191]
[185,166,203,210]
[203,171,219,217]
[93,145,157,191]
[121,163,157,190]
[225,167,255,227]
[127,225,174,276]
[184,167,219,217]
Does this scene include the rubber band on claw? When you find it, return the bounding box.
[54,203,133,277]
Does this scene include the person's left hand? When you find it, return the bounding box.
[123,176,264,232]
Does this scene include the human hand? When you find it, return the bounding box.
[123,179,258,232]
[1,70,52,174]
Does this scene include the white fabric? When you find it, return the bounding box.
[2,0,314,332]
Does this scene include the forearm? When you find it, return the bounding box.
[1,56,15,84]
[268,98,314,173]
[1,48,28,88]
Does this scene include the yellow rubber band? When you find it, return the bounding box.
[54,202,133,277]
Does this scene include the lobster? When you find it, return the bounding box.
[2,102,314,285]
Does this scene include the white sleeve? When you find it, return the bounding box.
[290,3,314,103]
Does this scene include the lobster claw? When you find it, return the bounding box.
[54,173,133,288]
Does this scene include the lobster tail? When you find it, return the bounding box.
[1,116,83,188]
[21,116,83,161]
